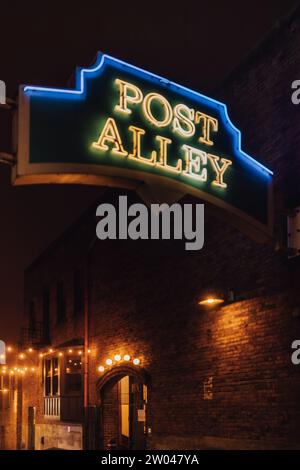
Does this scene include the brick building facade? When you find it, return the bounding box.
[1,6,300,451]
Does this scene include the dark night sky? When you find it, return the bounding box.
[0,0,298,343]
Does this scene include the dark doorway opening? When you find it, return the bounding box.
[98,367,148,450]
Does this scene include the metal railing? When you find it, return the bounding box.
[44,395,83,422]
[44,396,60,418]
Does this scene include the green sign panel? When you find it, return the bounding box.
[15,53,273,240]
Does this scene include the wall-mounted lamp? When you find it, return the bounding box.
[198,287,236,307]
[198,287,225,307]
[198,297,224,306]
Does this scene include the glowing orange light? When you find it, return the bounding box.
[198,297,224,306]
[68,349,73,353]
[19,353,24,359]
[98,366,105,372]
[114,354,121,362]
[133,358,140,365]
[123,355,130,361]
[106,359,113,366]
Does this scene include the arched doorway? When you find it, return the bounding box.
[97,365,148,450]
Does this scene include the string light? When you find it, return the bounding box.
[98,353,142,373]
[0,343,101,378]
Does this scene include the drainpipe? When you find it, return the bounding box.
[83,256,89,410]
[83,234,97,448]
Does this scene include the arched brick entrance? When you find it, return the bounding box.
[96,365,148,450]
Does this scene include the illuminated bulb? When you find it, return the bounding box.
[68,349,73,353]
[59,352,63,357]
[24,367,28,371]
[106,359,113,366]
[78,351,82,355]
[133,358,140,365]
[7,346,12,352]
[114,354,121,362]
[49,349,53,353]
[39,353,43,358]
[13,367,17,371]
[19,353,24,359]
[198,297,224,306]
[28,348,33,353]
[123,355,130,361]
[10,371,14,375]
[87,349,91,354]
[98,366,105,372]
[31,368,35,372]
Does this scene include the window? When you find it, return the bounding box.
[44,358,60,396]
[56,281,66,323]
[65,356,82,393]
[73,268,84,316]
[119,376,130,438]
[0,375,13,411]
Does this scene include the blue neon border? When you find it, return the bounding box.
[23,52,273,177]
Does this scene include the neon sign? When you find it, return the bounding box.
[15,53,273,240]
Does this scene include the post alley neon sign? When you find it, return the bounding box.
[15,53,273,240]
